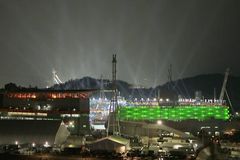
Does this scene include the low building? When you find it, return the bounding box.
[87,135,130,153]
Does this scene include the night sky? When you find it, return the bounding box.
[0,0,239,88]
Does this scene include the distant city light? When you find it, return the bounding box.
[68,121,75,128]
[69,121,74,125]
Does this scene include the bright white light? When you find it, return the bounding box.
[194,143,198,148]
[157,120,162,125]
[160,98,163,102]
[44,141,50,147]
[68,121,75,128]
[166,98,169,102]
[173,144,183,149]
[15,141,18,145]
[32,142,36,147]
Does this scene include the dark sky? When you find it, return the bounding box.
[0,0,239,88]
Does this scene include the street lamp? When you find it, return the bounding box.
[32,142,36,147]
[44,141,50,147]
[157,120,162,125]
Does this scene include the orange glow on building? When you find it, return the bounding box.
[6,91,90,100]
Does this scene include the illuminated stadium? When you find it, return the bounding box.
[118,105,230,121]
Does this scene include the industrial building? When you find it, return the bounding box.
[0,89,94,136]
[0,120,59,145]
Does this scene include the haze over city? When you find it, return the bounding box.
[1,1,240,160]
[0,0,239,88]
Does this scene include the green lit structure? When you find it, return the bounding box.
[118,106,230,121]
